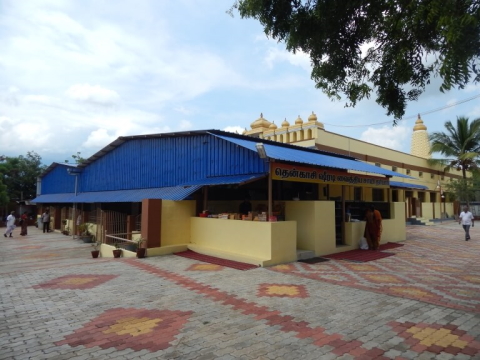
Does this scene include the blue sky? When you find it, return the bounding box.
[1,0,479,166]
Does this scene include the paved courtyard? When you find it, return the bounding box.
[1,221,480,359]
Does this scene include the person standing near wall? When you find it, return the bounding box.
[76,213,82,237]
[364,205,382,250]
[4,211,16,238]
[458,206,474,241]
[42,209,51,233]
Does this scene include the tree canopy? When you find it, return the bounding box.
[232,0,480,120]
[0,151,47,202]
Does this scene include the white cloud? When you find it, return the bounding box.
[264,47,311,72]
[66,84,120,105]
[360,125,410,151]
[82,129,116,149]
[0,0,477,166]
[24,95,55,105]
[178,120,193,131]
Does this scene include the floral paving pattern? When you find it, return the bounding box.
[269,225,480,313]
[258,283,309,298]
[34,274,118,290]
[389,321,480,356]
[186,263,224,271]
[55,308,192,352]
[127,258,480,358]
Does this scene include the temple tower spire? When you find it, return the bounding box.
[410,114,430,158]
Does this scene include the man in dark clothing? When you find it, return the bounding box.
[42,210,50,233]
[239,197,252,215]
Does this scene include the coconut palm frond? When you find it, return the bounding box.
[429,116,480,179]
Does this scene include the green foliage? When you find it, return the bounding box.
[0,151,47,201]
[135,237,146,249]
[445,178,476,203]
[231,0,480,120]
[65,152,86,164]
[429,117,480,178]
[0,179,8,206]
[77,223,91,236]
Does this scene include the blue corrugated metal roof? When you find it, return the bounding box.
[212,134,414,179]
[390,181,429,190]
[31,193,76,203]
[181,173,267,186]
[32,186,202,203]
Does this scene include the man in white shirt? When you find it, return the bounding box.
[4,211,15,238]
[459,206,475,241]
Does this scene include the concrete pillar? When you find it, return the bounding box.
[141,199,162,248]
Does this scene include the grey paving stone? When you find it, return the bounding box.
[1,225,480,359]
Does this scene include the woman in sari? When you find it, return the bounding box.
[20,211,28,236]
[364,205,382,250]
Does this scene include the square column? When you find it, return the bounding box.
[141,199,162,248]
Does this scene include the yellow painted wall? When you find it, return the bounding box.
[445,202,454,217]
[284,201,336,255]
[384,202,407,242]
[267,222,298,266]
[413,202,455,220]
[421,203,434,220]
[344,222,365,248]
[161,200,196,246]
[99,244,136,258]
[344,202,406,247]
[364,188,372,201]
[190,218,297,267]
[329,185,342,198]
[286,201,406,254]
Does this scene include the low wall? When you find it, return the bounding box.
[190,218,297,267]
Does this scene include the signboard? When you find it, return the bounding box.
[271,163,390,188]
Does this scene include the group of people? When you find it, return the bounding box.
[3,209,51,237]
[3,210,30,237]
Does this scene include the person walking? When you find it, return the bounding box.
[42,210,51,233]
[458,206,474,241]
[4,211,16,238]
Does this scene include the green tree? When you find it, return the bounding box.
[65,151,86,164]
[0,151,47,201]
[445,177,476,203]
[231,0,480,120]
[429,116,480,204]
[0,179,8,207]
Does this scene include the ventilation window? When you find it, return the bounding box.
[430,173,434,179]
[375,163,381,167]
[392,166,397,172]
[419,171,423,177]
[406,169,411,175]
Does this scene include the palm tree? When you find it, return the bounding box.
[429,116,480,204]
